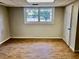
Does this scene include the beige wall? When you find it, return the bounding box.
[8,7,64,38]
[0,6,10,43]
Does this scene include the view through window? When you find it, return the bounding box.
[24,8,54,24]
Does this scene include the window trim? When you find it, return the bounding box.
[24,7,55,24]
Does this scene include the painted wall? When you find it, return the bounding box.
[8,7,64,38]
[0,6,10,43]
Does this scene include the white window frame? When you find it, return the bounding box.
[24,7,55,24]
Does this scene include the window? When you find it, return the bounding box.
[24,8,54,24]
[26,8,38,22]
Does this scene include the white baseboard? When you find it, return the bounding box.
[11,37,62,39]
[62,38,75,52]
[69,45,75,52]
[0,37,11,45]
[62,37,66,43]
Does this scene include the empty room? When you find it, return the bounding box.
[0,0,79,59]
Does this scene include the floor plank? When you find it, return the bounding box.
[0,39,79,59]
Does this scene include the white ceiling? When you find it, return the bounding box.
[0,0,76,7]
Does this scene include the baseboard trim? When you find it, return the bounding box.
[69,44,75,52]
[0,37,11,45]
[11,37,62,40]
[62,38,75,52]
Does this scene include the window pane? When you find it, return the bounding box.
[26,8,38,22]
[40,8,52,22]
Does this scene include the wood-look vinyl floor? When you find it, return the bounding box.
[0,39,79,59]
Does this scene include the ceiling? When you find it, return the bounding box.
[0,0,76,7]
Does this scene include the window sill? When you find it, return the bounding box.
[24,22,54,25]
